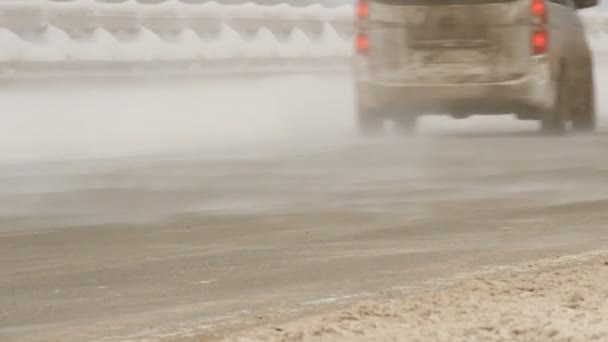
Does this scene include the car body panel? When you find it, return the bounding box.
[354,0,595,119]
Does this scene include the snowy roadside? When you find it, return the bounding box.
[222,250,608,342]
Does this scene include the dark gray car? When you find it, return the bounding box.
[354,0,597,134]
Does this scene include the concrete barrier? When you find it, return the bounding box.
[0,1,604,77]
[139,0,184,37]
[0,0,47,35]
[47,0,98,38]
[181,2,224,40]
[95,0,142,37]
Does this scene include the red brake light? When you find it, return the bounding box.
[532,29,548,55]
[357,0,369,20]
[531,0,547,24]
[357,32,369,55]
[356,0,370,55]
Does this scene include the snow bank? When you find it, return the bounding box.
[224,251,608,342]
[0,29,24,62]
[277,28,311,57]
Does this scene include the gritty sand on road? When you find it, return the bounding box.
[222,251,608,342]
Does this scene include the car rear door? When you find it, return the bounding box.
[363,0,533,84]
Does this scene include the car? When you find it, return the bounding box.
[353,0,598,134]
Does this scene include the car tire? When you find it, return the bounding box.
[571,76,596,133]
[540,78,567,136]
[357,108,384,136]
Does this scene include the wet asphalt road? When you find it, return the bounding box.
[1,62,608,341]
[2,130,608,341]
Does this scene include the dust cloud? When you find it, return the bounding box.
[0,74,355,164]
[0,64,606,164]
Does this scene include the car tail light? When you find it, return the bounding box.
[357,32,369,55]
[532,29,548,55]
[357,0,369,20]
[356,0,370,55]
[531,0,548,55]
[531,0,547,24]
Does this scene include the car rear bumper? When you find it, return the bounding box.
[356,64,555,117]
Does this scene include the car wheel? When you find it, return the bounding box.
[540,79,567,136]
[571,76,596,133]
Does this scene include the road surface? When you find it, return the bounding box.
[2,131,608,341]
[2,67,608,341]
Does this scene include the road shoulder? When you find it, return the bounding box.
[221,249,608,341]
